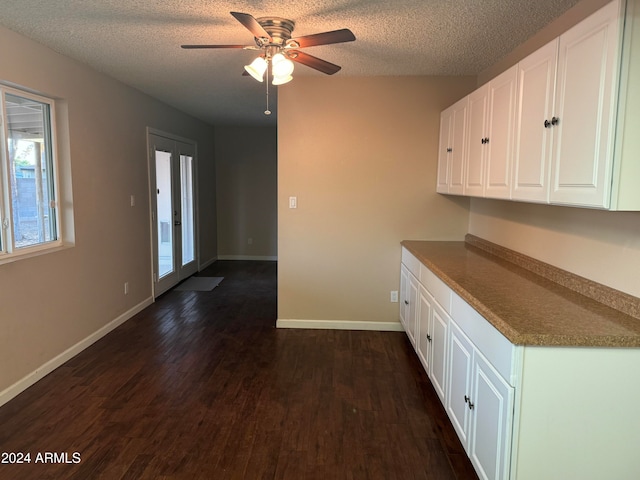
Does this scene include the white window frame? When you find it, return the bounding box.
[0,85,64,264]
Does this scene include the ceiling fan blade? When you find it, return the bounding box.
[181,44,247,49]
[288,51,341,75]
[290,29,355,48]
[230,11,272,40]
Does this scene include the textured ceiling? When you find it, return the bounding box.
[0,0,582,126]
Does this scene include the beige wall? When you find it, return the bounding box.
[215,127,277,259]
[277,76,476,324]
[469,200,640,297]
[0,25,216,394]
[469,0,640,298]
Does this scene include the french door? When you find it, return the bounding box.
[148,132,198,297]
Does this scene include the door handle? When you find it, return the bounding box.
[174,221,181,226]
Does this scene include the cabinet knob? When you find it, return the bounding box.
[484,137,489,144]
[481,138,485,144]
[544,119,551,128]
[446,147,452,153]
[404,300,409,305]
[426,334,432,342]
[551,116,559,126]
[464,395,474,409]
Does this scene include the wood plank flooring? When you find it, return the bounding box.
[0,261,478,480]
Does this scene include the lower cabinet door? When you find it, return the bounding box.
[446,320,474,451]
[430,301,450,404]
[416,284,433,372]
[399,265,408,328]
[406,273,419,346]
[469,351,515,480]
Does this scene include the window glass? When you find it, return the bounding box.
[1,89,59,255]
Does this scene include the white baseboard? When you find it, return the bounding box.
[199,256,218,270]
[276,319,404,332]
[217,255,277,261]
[0,296,154,408]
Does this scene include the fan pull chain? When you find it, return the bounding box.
[264,64,271,115]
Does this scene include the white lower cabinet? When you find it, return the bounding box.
[399,264,408,328]
[415,284,433,373]
[400,246,640,479]
[401,247,515,480]
[399,264,419,347]
[401,257,450,405]
[429,300,449,404]
[448,320,515,480]
[447,320,474,448]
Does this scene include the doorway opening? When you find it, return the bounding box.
[147,130,198,297]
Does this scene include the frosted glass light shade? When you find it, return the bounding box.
[272,53,294,77]
[272,74,293,85]
[244,57,267,82]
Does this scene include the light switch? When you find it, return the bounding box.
[289,196,297,209]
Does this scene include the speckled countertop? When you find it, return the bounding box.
[401,238,640,348]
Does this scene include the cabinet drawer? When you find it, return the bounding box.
[451,293,516,383]
[421,265,452,314]
[401,247,421,278]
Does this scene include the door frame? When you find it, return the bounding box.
[146,127,200,298]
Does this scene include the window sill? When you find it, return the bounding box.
[0,241,74,266]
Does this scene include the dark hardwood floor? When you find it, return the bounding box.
[0,261,478,480]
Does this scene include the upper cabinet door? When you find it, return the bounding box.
[550,0,621,208]
[449,97,469,195]
[485,64,518,199]
[512,39,558,203]
[437,108,453,194]
[437,97,469,195]
[465,85,489,197]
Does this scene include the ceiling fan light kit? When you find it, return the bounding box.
[182,11,356,114]
[244,56,268,82]
[272,53,294,79]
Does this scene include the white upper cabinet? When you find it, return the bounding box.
[438,0,640,210]
[437,97,469,195]
[612,0,640,209]
[437,108,452,193]
[550,0,621,208]
[464,66,517,199]
[512,39,558,203]
[485,65,518,199]
[465,85,489,196]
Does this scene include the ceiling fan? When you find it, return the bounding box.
[181,12,356,82]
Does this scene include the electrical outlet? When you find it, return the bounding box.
[390,290,398,303]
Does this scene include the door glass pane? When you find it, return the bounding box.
[155,150,173,278]
[5,93,57,249]
[180,155,195,266]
